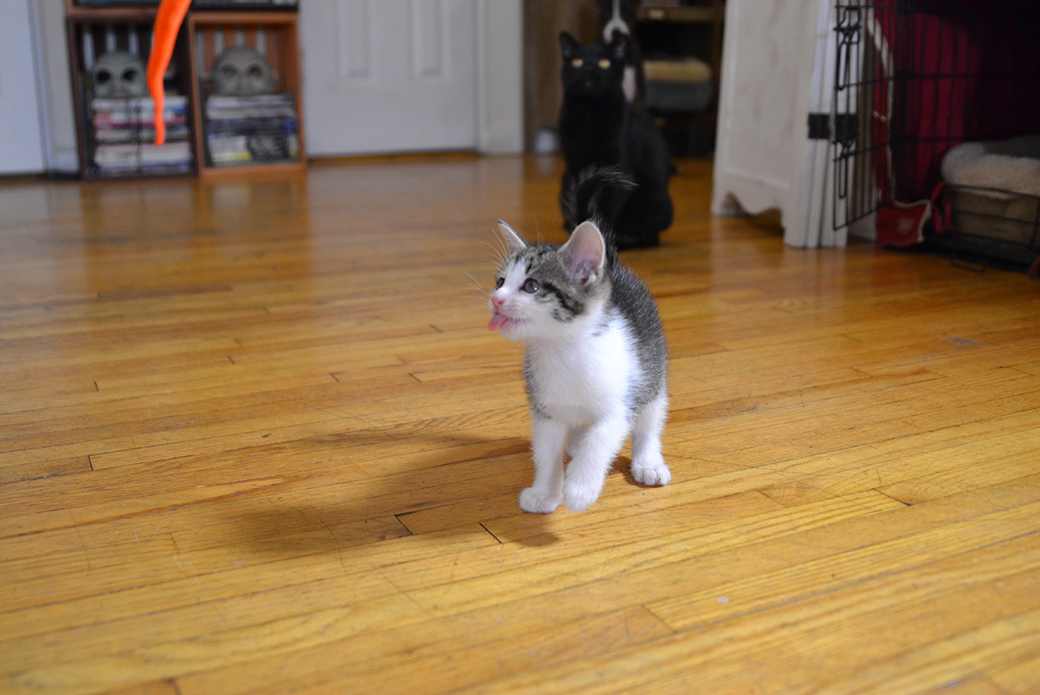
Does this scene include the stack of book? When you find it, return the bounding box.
[204,93,300,167]
[91,96,193,175]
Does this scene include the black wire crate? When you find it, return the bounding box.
[942,183,1040,267]
[831,0,1040,271]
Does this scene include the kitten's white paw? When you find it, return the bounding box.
[564,483,600,514]
[631,458,671,487]
[519,487,561,514]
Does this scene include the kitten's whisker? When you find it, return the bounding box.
[463,271,490,298]
[478,239,507,266]
[478,239,503,255]
[455,294,494,312]
[481,252,506,269]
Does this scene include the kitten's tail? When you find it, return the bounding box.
[562,165,637,259]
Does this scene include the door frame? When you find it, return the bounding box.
[475,0,523,154]
[0,0,46,175]
[712,0,848,248]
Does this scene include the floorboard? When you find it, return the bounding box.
[1,155,1038,695]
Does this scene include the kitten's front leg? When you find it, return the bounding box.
[630,392,671,487]
[565,425,589,460]
[519,416,566,514]
[564,413,629,512]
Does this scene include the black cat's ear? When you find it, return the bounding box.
[559,31,580,59]
[497,220,527,254]
[559,221,606,285]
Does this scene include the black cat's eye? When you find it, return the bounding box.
[522,278,540,293]
[494,277,504,290]
[571,58,583,68]
[598,59,611,69]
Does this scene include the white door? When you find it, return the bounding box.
[300,0,478,156]
[0,0,45,174]
[711,0,840,247]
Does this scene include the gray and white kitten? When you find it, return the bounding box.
[488,167,670,513]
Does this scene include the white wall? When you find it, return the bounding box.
[0,0,45,174]
[36,0,80,174]
[476,0,523,154]
[19,0,521,174]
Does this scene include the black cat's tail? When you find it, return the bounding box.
[562,165,637,259]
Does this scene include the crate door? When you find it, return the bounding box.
[300,0,478,155]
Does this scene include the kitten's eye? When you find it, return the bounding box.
[598,59,611,69]
[571,58,583,68]
[522,278,540,293]
[494,277,504,290]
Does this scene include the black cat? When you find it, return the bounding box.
[557,30,673,250]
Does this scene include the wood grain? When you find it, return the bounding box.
[1,154,1038,695]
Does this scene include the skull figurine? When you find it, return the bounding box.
[92,51,148,99]
[211,47,277,97]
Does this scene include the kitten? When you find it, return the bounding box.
[488,166,670,514]
[558,31,673,250]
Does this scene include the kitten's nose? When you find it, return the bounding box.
[491,294,504,311]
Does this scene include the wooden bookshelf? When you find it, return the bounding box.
[63,1,305,180]
[187,10,305,179]
[636,0,726,154]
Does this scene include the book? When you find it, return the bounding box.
[94,141,193,169]
[90,95,193,174]
[203,93,300,166]
[94,124,190,144]
[92,96,188,126]
[207,119,300,165]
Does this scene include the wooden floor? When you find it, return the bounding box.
[1,155,1039,695]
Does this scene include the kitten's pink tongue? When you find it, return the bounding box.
[488,313,508,331]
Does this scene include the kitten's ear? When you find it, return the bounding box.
[497,220,527,254]
[559,31,580,59]
[560,221,606,285]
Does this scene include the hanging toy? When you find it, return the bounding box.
[146,0,192,145]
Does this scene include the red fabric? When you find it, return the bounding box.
[870,1,1040,238]
[876,200,932,248]
[872,7,978,202]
